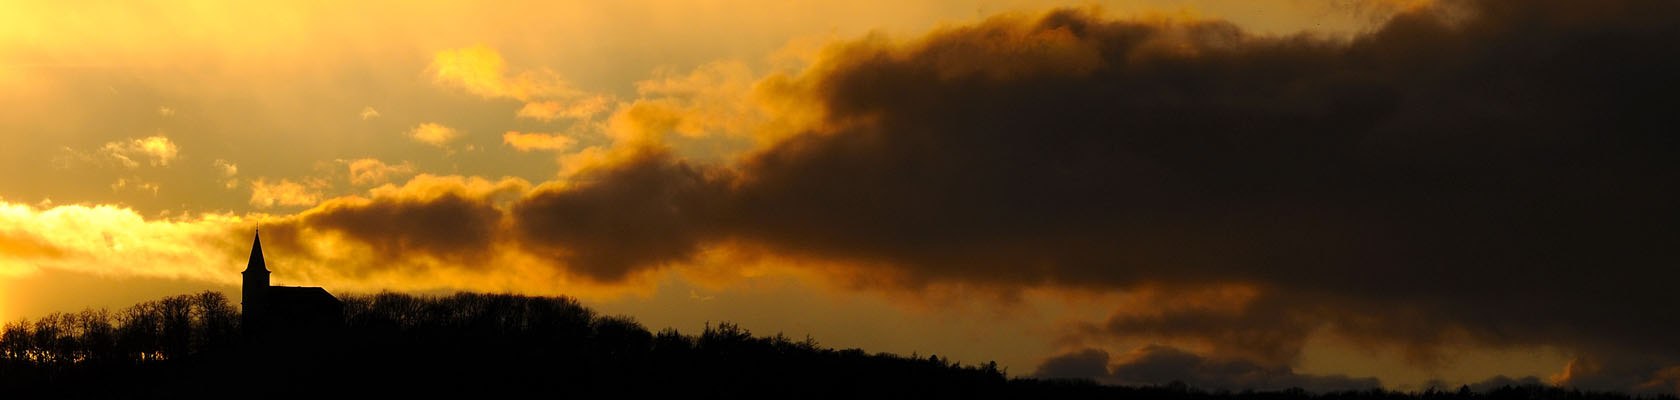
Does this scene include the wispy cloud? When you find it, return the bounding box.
[213,159,239,189]
[430,45,610,121]
[109,177,160,195]
[345,158,417,186]
[57,135,182,169]
[430,45,578,101]
[108,135,179,168]
[502,131,577,152]
[517,96,610,121]
[407,123,458,148]
[249,178,328,208]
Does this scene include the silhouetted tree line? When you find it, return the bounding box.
[2,292,1674,400]
[1,292,237,374]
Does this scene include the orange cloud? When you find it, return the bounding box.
[517,96,610,121]
[102,135,179,168]
[0,229,65,274]
[345,158,416,186]
[430,45,607,122]
[407,123,459,148]
[249,178,328,208]
[502,132,577,152]
[55,135,182,170]
[109,177,161,195]
[213,159,239,189]
[212,159,238,177]
[602,61,771,146]
[431,45,573,101]
[0,199,245,283]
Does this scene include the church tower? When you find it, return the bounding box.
[242,230,270,331]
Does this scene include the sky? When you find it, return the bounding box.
[2,0,1678,394]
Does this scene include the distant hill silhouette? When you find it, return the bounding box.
[2,291,1674,400]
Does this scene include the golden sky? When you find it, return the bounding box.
[3,0,1679,394]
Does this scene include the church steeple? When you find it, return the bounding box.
[242,229,271,333]
[244,229,268,273]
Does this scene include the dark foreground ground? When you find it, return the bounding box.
[2,292,1672,400]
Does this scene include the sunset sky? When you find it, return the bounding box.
[3,0,1678,393]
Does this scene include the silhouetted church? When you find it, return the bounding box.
[242,230,342,337]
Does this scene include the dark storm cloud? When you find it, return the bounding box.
[1457,375,1546,393]
[1108,345,1380,392]
[302,191,504,265]
[712,0,1680,357]
[741,0,1680,297]
[1037,346,1381,392]
[256,176,529,277]
[1091,286,1318,365]
[261,0,1680,390]
[1035,348,1113,380]
[706,0,1680,389]
[511,148,729,281]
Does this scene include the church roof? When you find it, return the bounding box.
[269,286,342,307]
[244,230,268,273]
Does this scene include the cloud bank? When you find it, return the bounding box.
[426,0,1670,391]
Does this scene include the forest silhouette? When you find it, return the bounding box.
[2,291,1673,400]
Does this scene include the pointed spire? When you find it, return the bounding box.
[244,229,268,273]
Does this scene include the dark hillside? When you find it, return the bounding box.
[1,292,1672,400]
